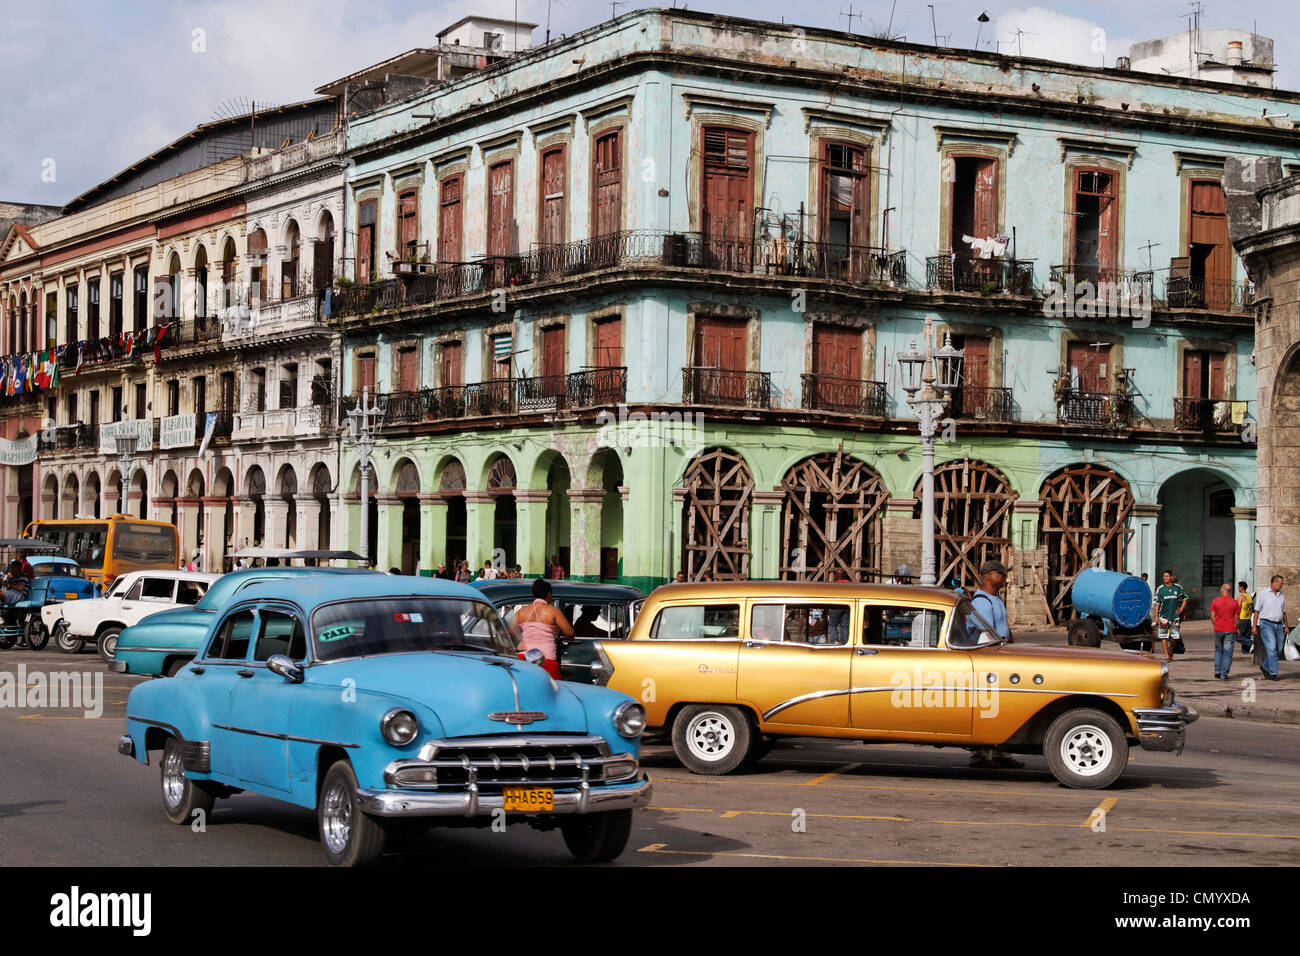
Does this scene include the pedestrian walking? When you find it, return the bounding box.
[1210,583,1240,679]
[967,559,1023,771]
[1152,570,1188,663]
[455,560,472,584]
[508,578,574,680]
[1251,574,1288,681]
[1236,581,1254,653]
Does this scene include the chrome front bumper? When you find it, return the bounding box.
[355,773,653,818]
[1133,701,1199,753]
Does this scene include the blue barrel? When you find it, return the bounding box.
[1071,568,1151,629]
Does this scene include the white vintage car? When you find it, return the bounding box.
[42,570,219,659]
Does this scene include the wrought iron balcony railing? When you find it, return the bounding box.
[926,254,1035,295]
[1173,396,1241,433]
[682,367,773,410]
[800,374,886,417]
[761,241,906,286]
[1048,265,1154,302]
[1164,276,1254,313]
[1056,390,1133,428]
[949,385,1016,422]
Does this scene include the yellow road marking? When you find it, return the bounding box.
[805,762,861,786]
[1083,797,1118,828]
[647,774,1298,812]
[649,806,910,822]
[15,714,114,720]
[636,843,988,866]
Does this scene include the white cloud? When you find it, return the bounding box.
[994,6,1132,67]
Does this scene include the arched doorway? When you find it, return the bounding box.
[161,470,180,529]
[194,244,209,331]
[680,448,753,581]
[440,460,467,568]
[541,452,571,577]
[84,472,102,519]
[779,451,887,581]
[277,465,298,549]
[310,464,332,551]
[213,466,235,569]
[167,252,183,323]
[62,474,79,522]
[245,466,265,547]
[315,211,336,293]
[42,473,59,520]
[283,220,301,298]
[220,237,238,315]
[395,459,421,574]
[1157,469,1237,616]
[186,468,206,559]
[133,470,148,520]
[1039,464,1135,622]
[487,456,517,570]
[915,460,1016,589]
[591,450,624,582]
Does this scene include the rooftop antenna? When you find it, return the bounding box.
[928,4,939,46]
[609,0,626,19]
[840,4,862,34]
[1010,24,1038,57]
[886,0,898,38]
[1141,240,1161,272]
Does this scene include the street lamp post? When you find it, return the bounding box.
[897,317,963,587]
[115,434,139,517]
[345,386,383,567]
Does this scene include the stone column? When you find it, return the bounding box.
[567,488,605,581]
[463,491,496,572]
[882,498,921,581]
[40,490,55,520]
[1232,506,1258,589]
[176,496,199,563]
[375,494,403,572]
[514,488,550,577]
[296,496,322,553]
[201,496,229,571]
[235,496,259,552]
[750,490,785,580]
[1130,503,1161,581]
[419,494,447,574]
[263,497,288,550]
[340,494,361,560]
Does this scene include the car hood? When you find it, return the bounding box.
[118,606,209,645]
[317,651,589,737]
[978,644,1156,666]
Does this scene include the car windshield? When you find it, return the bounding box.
[103,575,131,598]
[948,598,1005,648]
[33,563,85,578]
[311,597,515,661]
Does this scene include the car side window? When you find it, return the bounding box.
[176,582,206,605]
[862,605,945,648]
[751,603,851,645]
[208,609,257,661]
[140,577,176,602]
[649,604,740,640]
[568,603,622,639]
[123,580,144,601]
[253,610,307,663]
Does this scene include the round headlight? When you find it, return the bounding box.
[381,708,419,746]
[613,700,646,739]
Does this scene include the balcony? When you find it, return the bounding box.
[1056,390,1133,429]
[682,368,772,410]
[328,231,911,318]
[949,385,1016,422]
[801,374,886,417]
[1173,396,1241,434]
[237,293,323,338]
[926,255,1035,295]
[338,368,628,427]
[1164,276,1254,313]
[231,404,329,441]
[1049,265,1154,303]
[210,410,234,442]
[40,423,99,452]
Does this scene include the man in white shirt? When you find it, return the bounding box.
[1251,574,1288,681]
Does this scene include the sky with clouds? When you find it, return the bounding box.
[0,0,1295,207]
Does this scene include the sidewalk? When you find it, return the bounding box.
[1015,619,1300,726]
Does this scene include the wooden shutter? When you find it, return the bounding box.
[694,317,747,370]
[1096,173,1117,273]
[818,142,871,247]
[438,176,462,263]
[1183,350,1204,399]
[1068,342,1110,393]
[592,130,623,238]
[398,190,419,260]
[961,336,991,388]
[312,238,333,293]
[811,323,861,381]
[357,353,376,394]
[396,346,419,393]
[702,127,754,241]
[1207,352,1225,399]
[541,326,565,379]
[487,161,515,258]
[1190,180,1230,308]
[440,341,463,387]
[973,159,999,238]
[593,317,623,367]
[539,147,566,247]
[357,201,376,283]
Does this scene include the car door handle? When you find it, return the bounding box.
[854,648,880,656]
[237,669,255,678]
[188,666,205,675]
[743,641,765,648]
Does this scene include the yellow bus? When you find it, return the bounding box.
[23,515,180,588]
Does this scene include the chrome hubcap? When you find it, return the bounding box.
[321,780,352,853]
[162,748,185,808]
[687,713,734,761]
[1061,724,1111,777]
[103,635,117,658]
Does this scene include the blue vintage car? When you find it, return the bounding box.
[0,555,98,650]
[112,567,376,677]
[118,574,652,866]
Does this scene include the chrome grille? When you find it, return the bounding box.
[386,734,635,792]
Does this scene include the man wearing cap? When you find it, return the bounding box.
[890,565,913,585]
[968,559,1024,770]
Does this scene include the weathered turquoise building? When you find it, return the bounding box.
[326,9,1297,622]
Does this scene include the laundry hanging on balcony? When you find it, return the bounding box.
[962,234,1010,259]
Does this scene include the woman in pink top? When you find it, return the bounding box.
[510,578,574,680]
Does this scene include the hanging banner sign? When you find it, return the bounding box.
[99,419,153,456]
[160,413,197,450]
[0,434,38,466]
[197,412,218,458]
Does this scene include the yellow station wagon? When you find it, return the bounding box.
[587,582,1196,789]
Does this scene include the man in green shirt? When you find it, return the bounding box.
[1153,569,1188,663]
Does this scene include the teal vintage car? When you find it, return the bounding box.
[118,575,651,866]
[111,567,374,677]
[0,555,98,650]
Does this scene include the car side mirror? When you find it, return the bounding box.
[267,654,304,684]
[523,647,545,666]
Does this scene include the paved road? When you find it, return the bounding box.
[2,648,1297,867]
